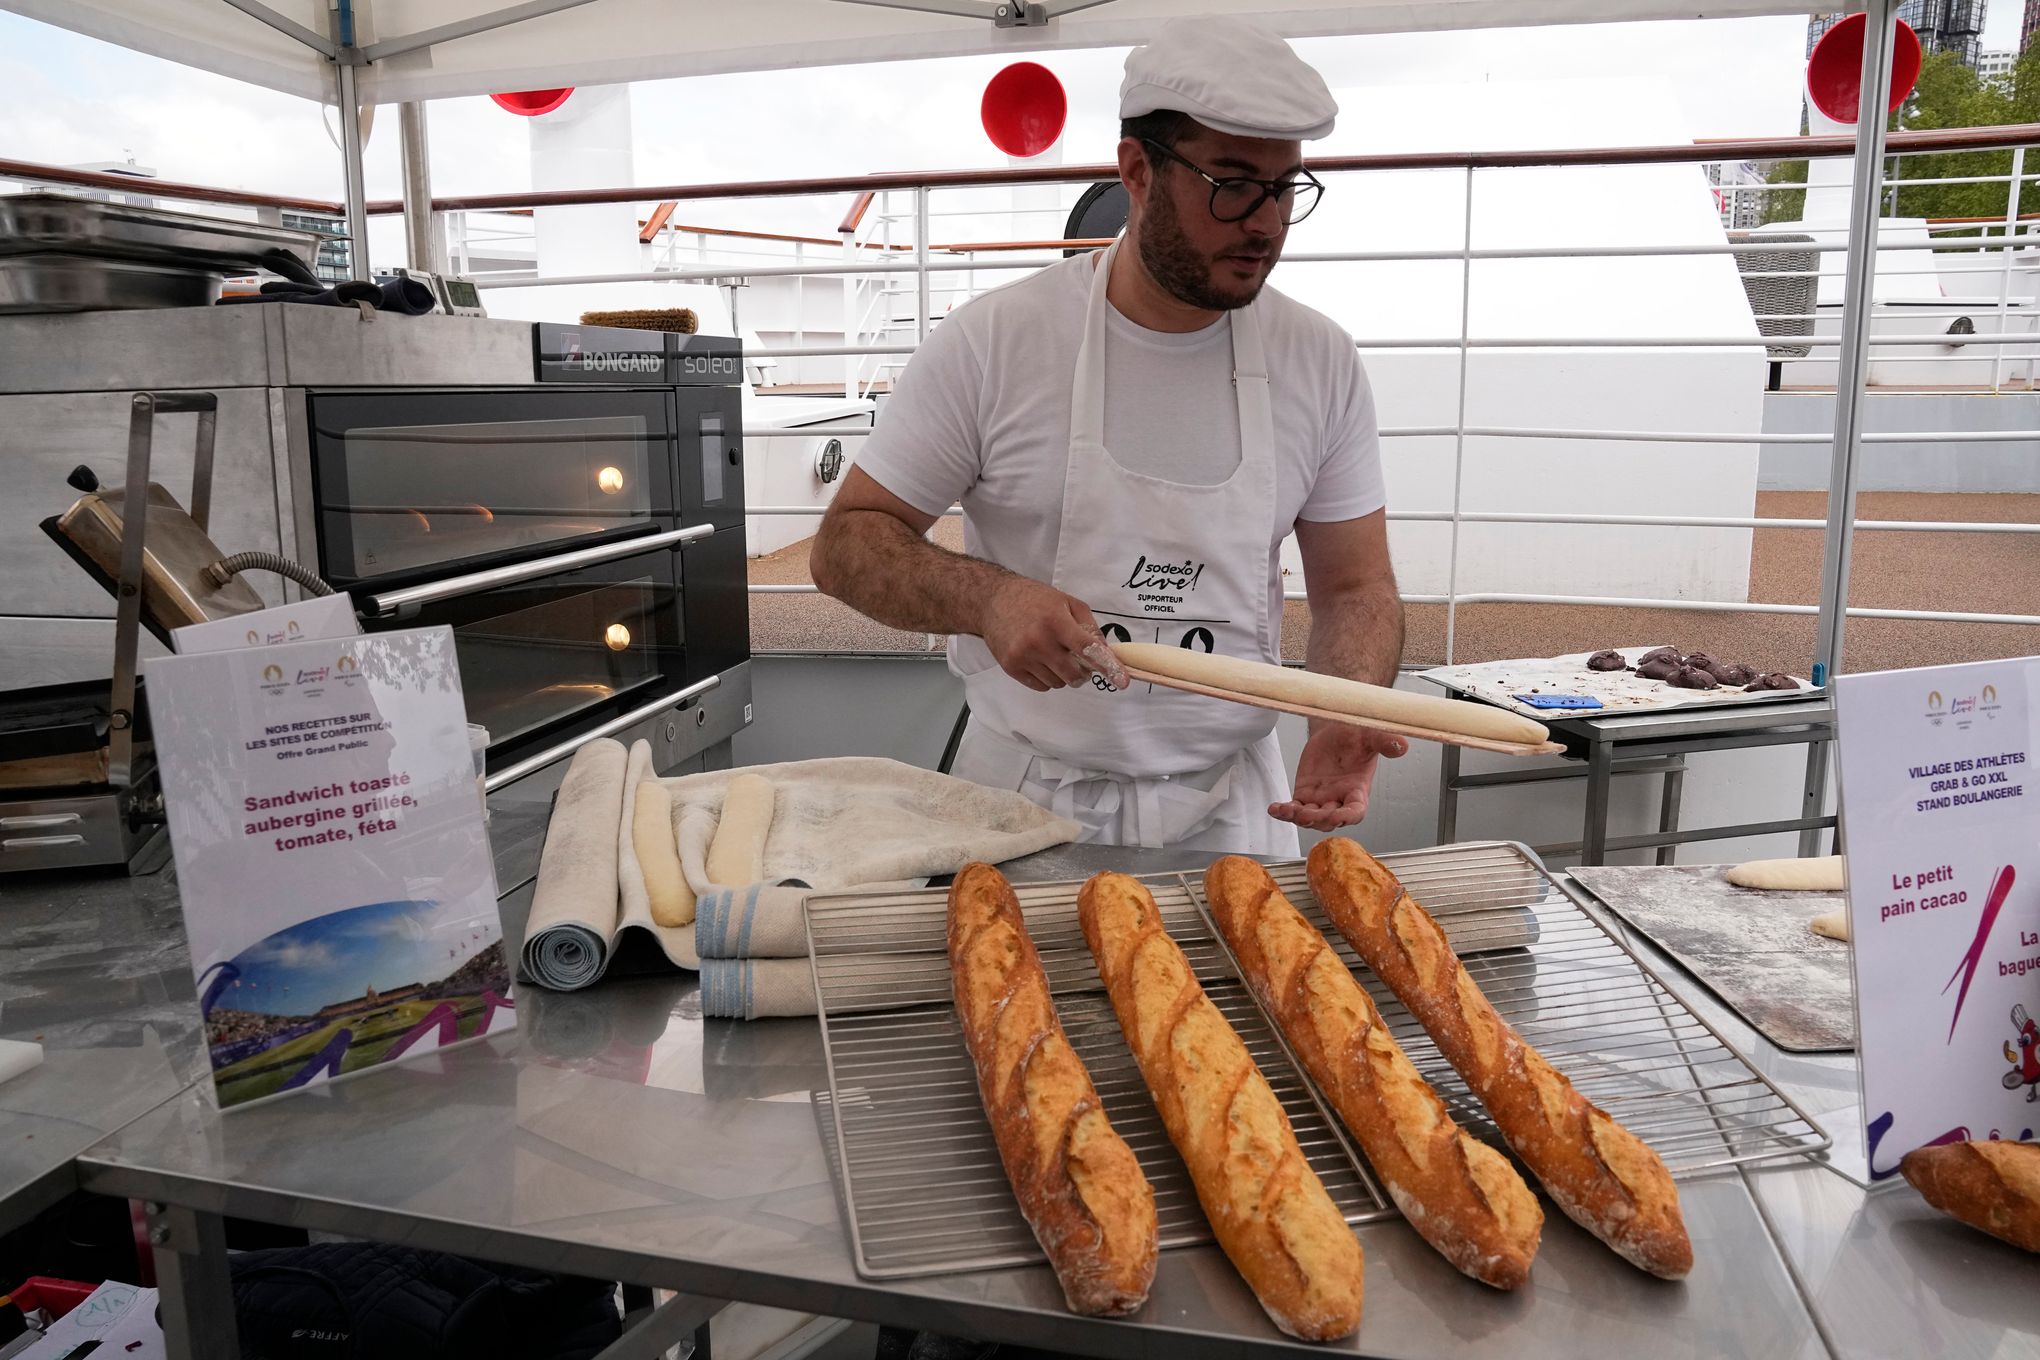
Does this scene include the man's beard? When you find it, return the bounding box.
[1135,186,1275,312]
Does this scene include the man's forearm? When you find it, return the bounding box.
[811,508,1017,636]
[1304,579,1405,689]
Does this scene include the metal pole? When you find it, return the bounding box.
[1443,165,1475,666]
[1993,145,2023,393]
[915,185,932,342]
[1811,0,1898,686]
[336,62,372,278]
[399,101,446,274]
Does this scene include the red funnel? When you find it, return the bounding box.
[1807,14,1921,124]
[491,88,575,118]
[981,62,1066,158]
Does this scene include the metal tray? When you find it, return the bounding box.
[0,193,319,274]
[0,253,220,313]
[1421,646,1825,721]
[807,842,1832,1282]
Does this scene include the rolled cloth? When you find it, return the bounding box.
[698,958,818,1020]
[522,739,627,990]
[695,882,812,960]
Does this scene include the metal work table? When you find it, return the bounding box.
[1435,693,1840,866]
[0,867,206,1237]
[0,834,2024,1358]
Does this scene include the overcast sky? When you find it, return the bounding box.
[0,5,2027,245]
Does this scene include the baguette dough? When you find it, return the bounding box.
[633,782,695,928]
[1810,909,1850,942]
[1111,642,1548,745]
[706,772,775,886]
[1726,856,1845,892]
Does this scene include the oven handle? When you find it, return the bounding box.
[363,524,716,618]
[483,675,721,793]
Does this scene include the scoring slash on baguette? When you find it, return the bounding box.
[948,864,1157,1316]
[1078,871,1363,1341]
[1204,856,1543,1289]
[1307,838,1694,1279]
[1900,1139,2040,1253]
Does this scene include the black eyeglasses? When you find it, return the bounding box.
[1141,138,1325,225]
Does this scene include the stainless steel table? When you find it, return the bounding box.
[1435,694,1840,866]
[0,867,206,1236]
[29,840,2036,1360]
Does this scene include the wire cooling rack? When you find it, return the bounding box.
[807,841,1830,1281]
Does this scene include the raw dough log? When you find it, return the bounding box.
[1809,910,1849,942]
[1111,642,1547,745]
[706,772,775,886]
[1726,856,1845,892]
[1901,1140,2040,1253]
[633,782,695,928]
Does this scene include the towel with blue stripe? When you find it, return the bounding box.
[694,880,812,960]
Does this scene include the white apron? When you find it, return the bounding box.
[949,242,1299,856]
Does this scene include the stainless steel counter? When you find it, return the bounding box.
[3,838,2031,1358]
[0,866,205,1234]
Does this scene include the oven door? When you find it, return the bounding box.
[360,538,698,767]
[308,388,678,589]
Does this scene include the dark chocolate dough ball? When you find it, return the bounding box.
[1586,650,1627,672]
[1749,671,1801,691]
[1716,663,1758,687]
[1635,657,1682,681]
[1667,665,1720,689]
[1638,646,1681,666]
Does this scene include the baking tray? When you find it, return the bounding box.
[0,252,221,313]
[1569,864,1854,1053]
[1421,645,1824,721]
[807,842,1831,1281]
[0,193,320,273]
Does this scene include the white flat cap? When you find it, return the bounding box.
[1119,17,1337,141]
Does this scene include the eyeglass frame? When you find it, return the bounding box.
[1137,137,1326,225]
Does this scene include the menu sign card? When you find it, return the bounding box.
[147,626,514,1110]
[1835,657,2040,1176]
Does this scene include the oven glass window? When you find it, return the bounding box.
[452,576,666,748]
[699,413,725,505]
[322,415,656,579]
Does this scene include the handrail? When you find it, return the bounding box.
[638,201,675,243]
[838,190,877,235]
[15,123,2040,223]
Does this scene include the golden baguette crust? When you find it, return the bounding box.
[1205,856,1542,1289]
[948,863,1157,1316]
[1900,1140,2040,1253]
[1307,838,1693,1279]
[1077,871,1363,1341]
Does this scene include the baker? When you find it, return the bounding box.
[812,17,1403,857]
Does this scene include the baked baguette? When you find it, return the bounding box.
[1900,1139,2040,1253]
[948,864,1157,1316]
[1077,871,1363,1340]
[1307,838,1693,1279]
[1204,856,1542,1288]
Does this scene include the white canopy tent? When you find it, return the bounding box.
[0,0,1896,729]
[4,1,1817,104]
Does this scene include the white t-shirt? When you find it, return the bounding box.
[856,250,1386,605]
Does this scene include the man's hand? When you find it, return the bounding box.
[1269,723,1407,832]
[980,577,1132,693]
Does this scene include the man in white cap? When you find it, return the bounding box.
[813,17,1402,857]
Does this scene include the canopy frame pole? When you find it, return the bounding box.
[400,102,446,273]
[1812,0,1898,688]
[817,0,1006,20]
[363,0,609,63]
[217,0,338,58]
[337,59,371,278]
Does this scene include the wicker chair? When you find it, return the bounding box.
[1729,231,1818,390]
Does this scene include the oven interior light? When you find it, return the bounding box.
[604,623,632,651]
[597,466,626,494]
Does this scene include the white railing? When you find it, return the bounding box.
[438,134,2040,660]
